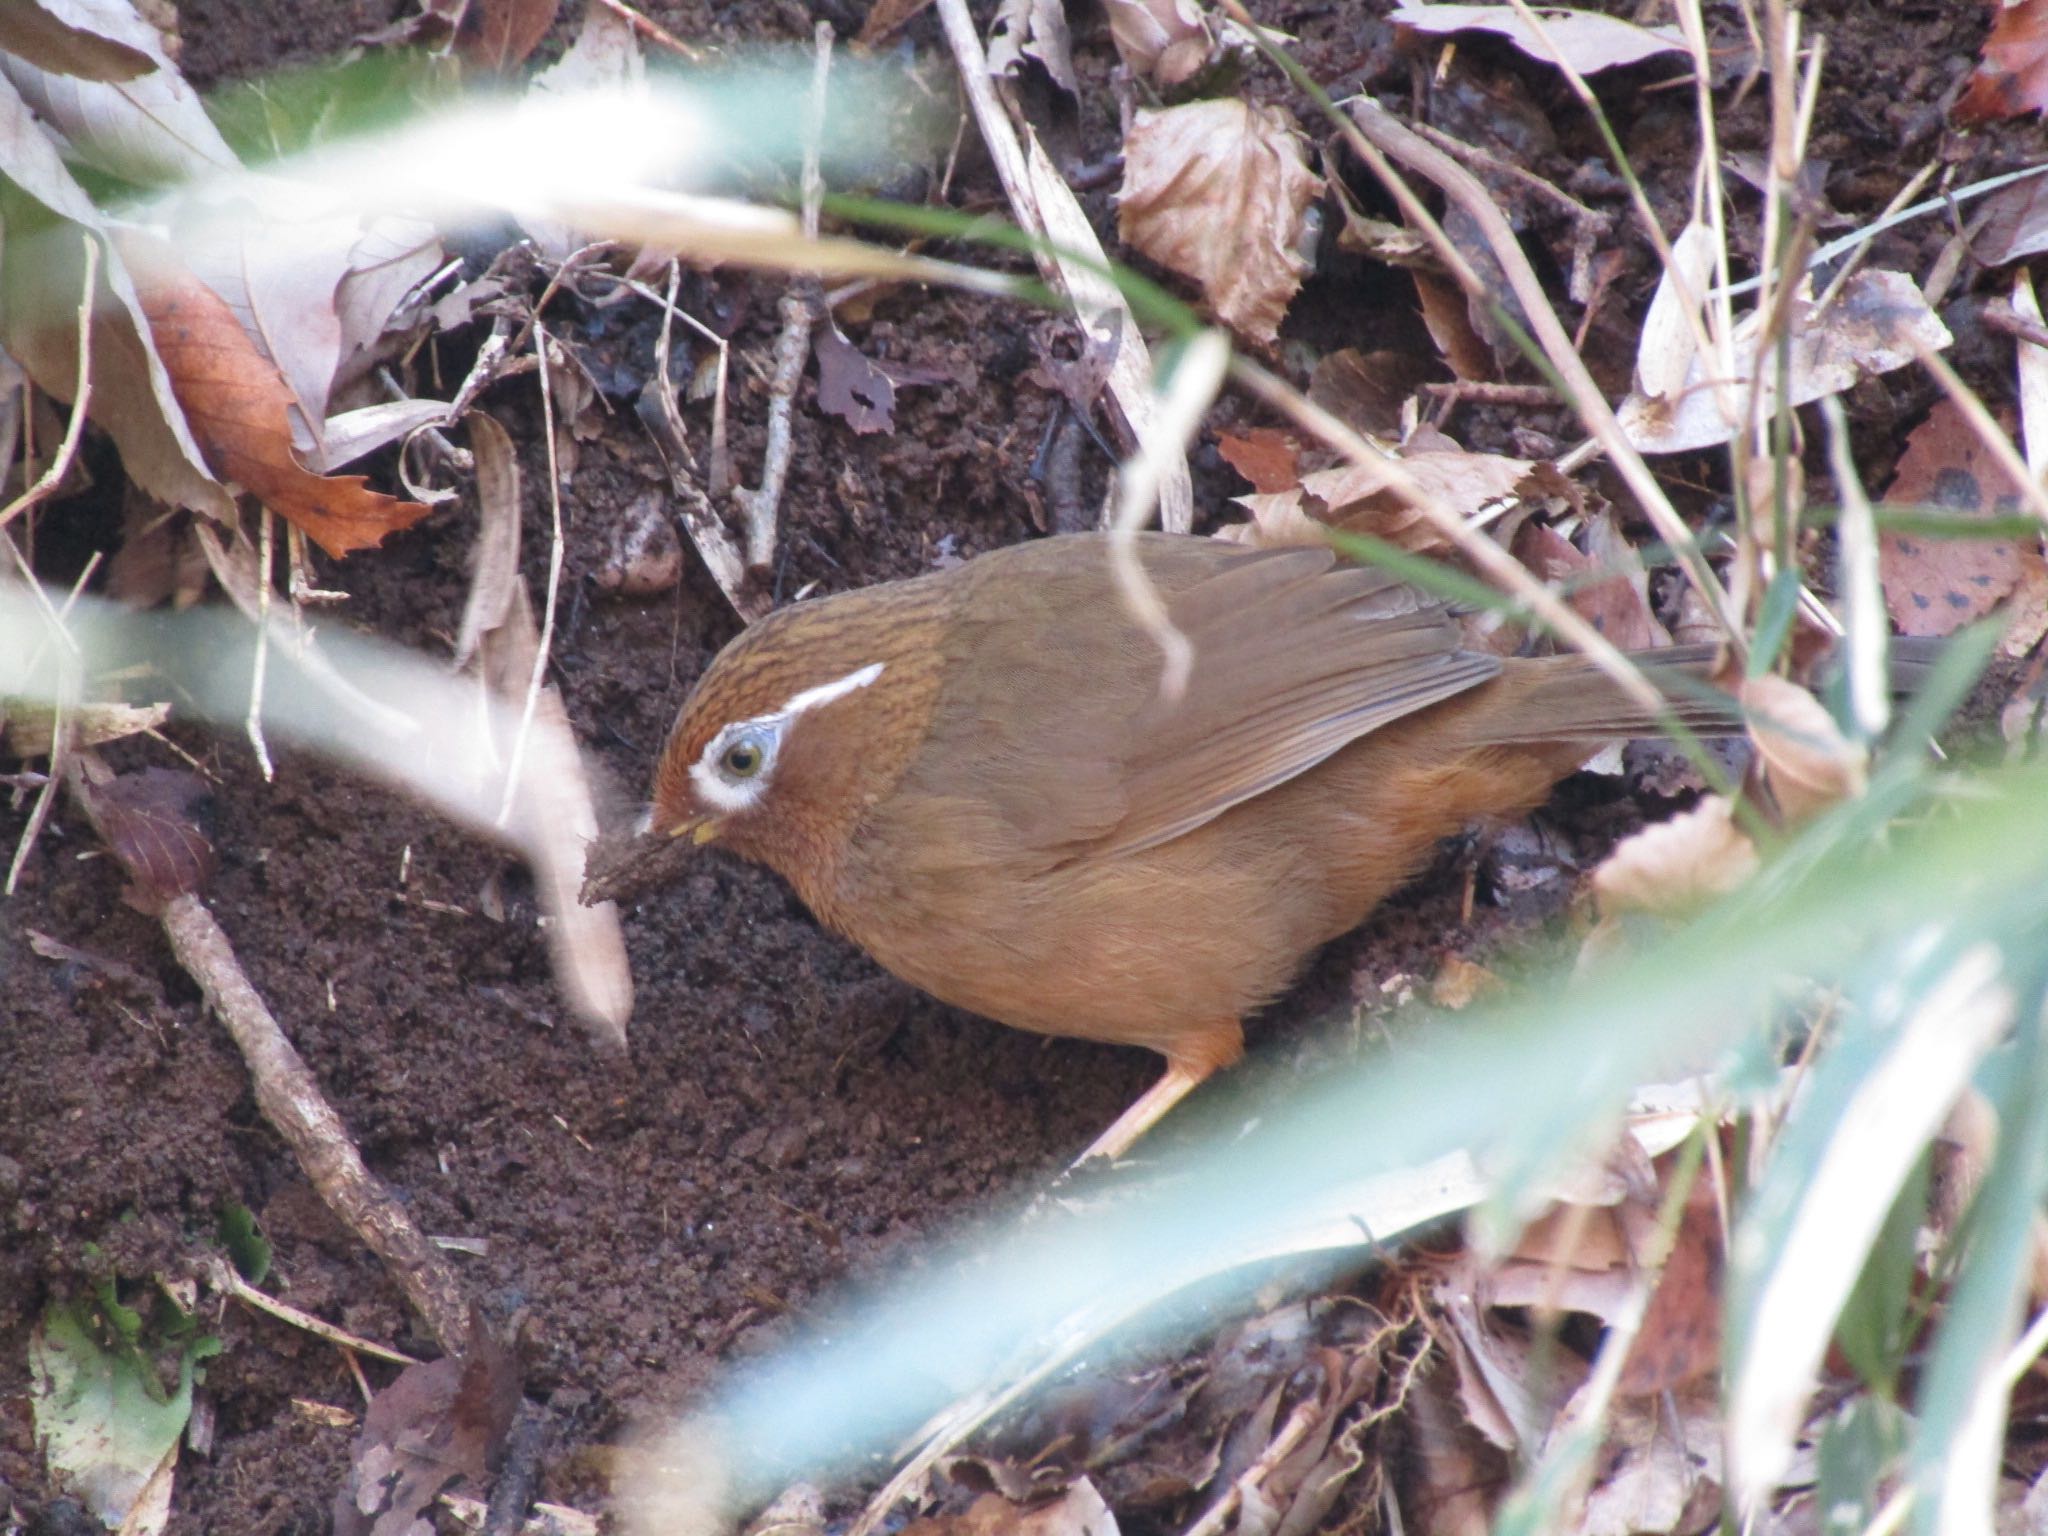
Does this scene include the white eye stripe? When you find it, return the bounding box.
[779,661,885,717]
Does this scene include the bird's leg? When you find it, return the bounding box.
[1071,1063,1210,1170]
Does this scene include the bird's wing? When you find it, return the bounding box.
[921,538,1500,864]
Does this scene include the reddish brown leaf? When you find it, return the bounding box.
[1213,427,1302,493]
[81,767,216,908]
[120,233,430,559]
[1618,1182,1722,1396]
[1879,399,2034,637]
[333,1333,520,1536]
[815,326,896,436]
[1956,0,2048,122]
[454,0,560,71]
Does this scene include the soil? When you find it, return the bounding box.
[0,1,2029,1533]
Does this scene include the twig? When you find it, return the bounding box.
[147,887,475,1355]
[247,506,275,781]
[0,233,97,531]
[210,1257,420,1367]
[729,24,834,574]
[495,329,569,827]
[588,0,702,59]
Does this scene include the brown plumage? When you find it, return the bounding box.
[605,532,1735,1159]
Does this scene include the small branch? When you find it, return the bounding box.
[151,886,476,1356]
[729,23,834,574]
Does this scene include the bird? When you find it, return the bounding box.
[587,531,1738,1163]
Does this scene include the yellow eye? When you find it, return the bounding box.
[721,737,766,779]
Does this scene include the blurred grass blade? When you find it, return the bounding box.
[1727,940,2013,1507]
[1908,981,2048,1536]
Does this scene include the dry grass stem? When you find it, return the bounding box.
[210,1258,420,1367]
[1231,357,1671,717]
[1338,95,1745,655]
[0,233,97,532]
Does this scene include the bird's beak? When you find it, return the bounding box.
[672,816,721,846]
[579,808,716,907]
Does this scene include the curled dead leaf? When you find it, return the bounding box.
[119,232,430,558]
[1117,97,1323,346]
[1741,674,1867,822]
[77,765,216,909]
[1592,796,1758,918]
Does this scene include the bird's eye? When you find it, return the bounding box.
[720,735,767,779]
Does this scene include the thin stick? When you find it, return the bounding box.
[730,23,833,573]
[211,1258,419,1367]
[247,506,275,781]
[0,234,97,531]
[495,328,569,827]
[149,885,474,1355]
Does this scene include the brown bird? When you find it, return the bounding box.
[591,532,1735,1161]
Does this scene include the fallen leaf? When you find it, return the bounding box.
[1742,675,1867,822]
[1308,346,1429,438]
[452,0,560,73]
[1513,518,1669,652]
[1102,0,1209,90]
[0,1,154,81]
[815,324,897,435]
[78,765,216,909]
[1213,426,1302,492]
[1956,0,2048,122]
[1592,796,1758,918]
[1878,399,2036,637]
[1618,270,1951,455]
[1974,169,2048,266]
[1633,220,1717,403]
[0,0,237,185]
[120,231,431,558]
[1389,3,1689,73]
[1118,97,1323,346]
[987,0,1077,97]
[333,1336,521,1536]
[1431,954,1504,1010]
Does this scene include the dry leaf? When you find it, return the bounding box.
[332,1339,520,1536]
[815,325,897,436]
[858,0,936,45]
[1741,675,1867,822]
[1102,0,1208,89]
[452,0,560,73]
[1618,270,1951,455]
[1878,399,2037,638]
[987,0,1077,97]
[1118,97,1323,346]
[1633,220,1716,403]
[121,232,431,558]
[0,1,153,81]
[1212,426,1301,492]
[1513,518,1669,652]
[78,765,216,909]
[1592,796,1758,917]
[1956,0,2048,122]
[1430,954,1503,1010]
[1308,346,1428,438]
[1388,3,1688,73]
[1975,170,2048,267]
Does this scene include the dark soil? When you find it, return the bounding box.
[0,1,2026,1532]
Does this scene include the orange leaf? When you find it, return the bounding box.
[1213,426,1301,492]
[121,233,430,558]
[1956,0,2048,122]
